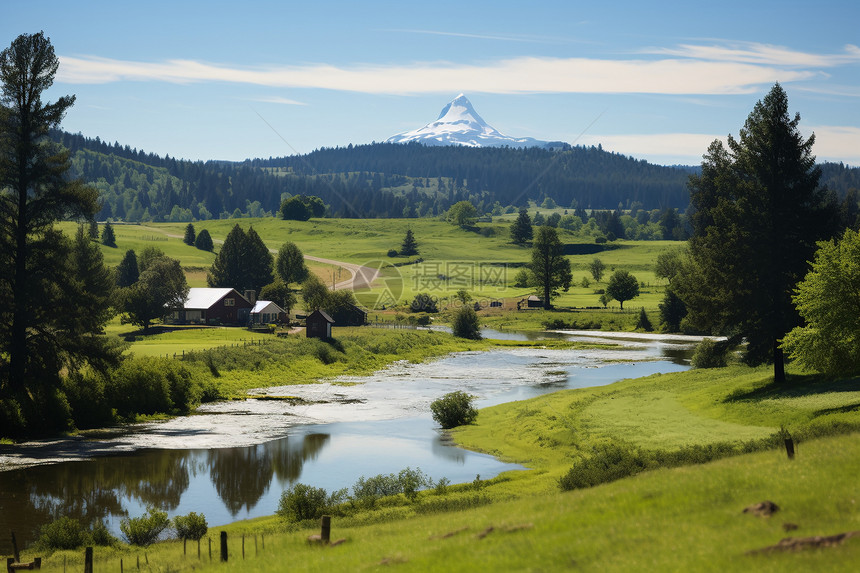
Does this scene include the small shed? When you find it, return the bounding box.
[250,300,286,324]
[306,309,335,339]
[527,295,543,308]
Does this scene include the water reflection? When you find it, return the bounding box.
[0,433,334,549]
[0,332,695,550]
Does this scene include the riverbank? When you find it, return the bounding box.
[8,363,859,571]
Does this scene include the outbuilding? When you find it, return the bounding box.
[527,295,543,308]
[250,300,287,324]
[306,309,335,339]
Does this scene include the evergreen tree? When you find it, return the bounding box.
[529,226,572,309]
[101,220,116,247]
[400,228,418,256]
[195,228,213,251]
[635,307,653,332]
[677,84,837,382]
[88,218,99,239]
[244,226,274,294]
[115,249,140,287]
[208,224,247,290]
[183,223,196,245]
[659,286,687,333]
[275,241,309,286]
[510,208,533,244]
[0,32,108,430]
[67,226,116,337]
[207,224,273,294]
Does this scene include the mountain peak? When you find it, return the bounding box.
[387,94,552,149]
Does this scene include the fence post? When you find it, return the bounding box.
[220,531,228,562]
[320,515,331,544]
[242,534,245,559]
[84,547,93,573]
[785,436,795,459]
[208,537,212,560]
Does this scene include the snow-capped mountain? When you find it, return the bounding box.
[386,94,561,149]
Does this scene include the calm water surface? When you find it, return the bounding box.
[0,331,697,548]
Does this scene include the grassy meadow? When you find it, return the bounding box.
[15,364,860,571]
[70,217,678,325]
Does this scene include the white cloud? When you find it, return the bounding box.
[583,126,860,167]
[803,125,860,166]
[579,133,727,163]
[645,42,860,67]
[57,54,814,95]
[252,96,307,106]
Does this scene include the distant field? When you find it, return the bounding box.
[60,217,679,316]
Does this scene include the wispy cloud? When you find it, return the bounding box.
[644,42,860,67]
[803,125,860,165]
[383,29,585,45]
[580,133,727,160]
[583,126,860,166]
[252,96,307,106]
[58,54,815,95]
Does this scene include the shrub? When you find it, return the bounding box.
[277,484,346,522]
[120,507,170,546]
[559,442,650,491]
[691,338,728,368]
[430,391,478,429]
[90,520,118,546]
[351,467,432,507]
[513,268,533,288]
[387,249,398,257]
[173,512,208,540]
[410,293,438,313]
[36,517,89,550]
[433,477,451,496]
[451,306,481,340]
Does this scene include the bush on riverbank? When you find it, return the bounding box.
[63,356,207,429]
[34,517,117,552]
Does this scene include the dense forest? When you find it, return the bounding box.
[51,131,860,223]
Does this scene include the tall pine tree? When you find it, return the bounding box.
[677,84,836,382]
[0,33,111,431]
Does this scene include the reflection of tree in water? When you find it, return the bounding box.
[271,433,329,484]
[208,433,331,516]
[208,445,274,516]
[0,449,192,550]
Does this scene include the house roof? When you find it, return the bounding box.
[184,287,247,310]
[308,309,335,323]
[527,295,542,301]
[251,300,285,314]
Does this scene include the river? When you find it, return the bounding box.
[0,330,700,549]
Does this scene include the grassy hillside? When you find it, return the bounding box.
[16,365,859,571]
[74,218,678,320]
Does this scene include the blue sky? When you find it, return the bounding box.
[5,0,860,165]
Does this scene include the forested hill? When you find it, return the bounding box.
[247,142,692,209]
[51,130,860,223]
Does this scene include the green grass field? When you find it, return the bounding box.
[15,364,859,571]
[75,217,678,320]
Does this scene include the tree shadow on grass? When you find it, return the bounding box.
[723,373,860,403]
